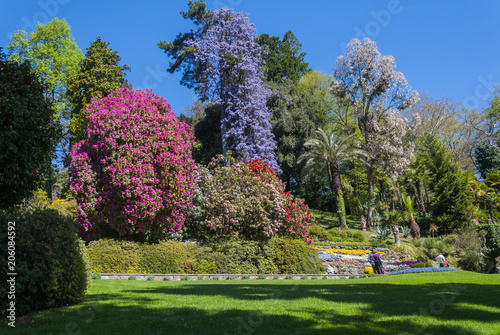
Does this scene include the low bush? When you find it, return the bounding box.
[352,231,366,242]
[0,206,88,316]
[309,225,329,240]
[211,238,278,274]
[270,236,323,274]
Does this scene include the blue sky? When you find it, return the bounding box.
[1,0,500,115]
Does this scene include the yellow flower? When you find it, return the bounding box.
[364,267,374,274]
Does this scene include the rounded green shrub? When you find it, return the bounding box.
[0,206,88,316]
[270,236,323,274]
[352,231,366,242]
[309,225,329,240]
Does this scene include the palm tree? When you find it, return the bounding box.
[299,128,366,231]
[402,195,421,239]
[354,194,377,232]
[385,210,404,247]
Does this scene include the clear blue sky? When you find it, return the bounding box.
[2,0,500,115]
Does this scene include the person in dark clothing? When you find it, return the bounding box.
[372,252,384,274]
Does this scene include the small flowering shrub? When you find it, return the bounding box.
[70,88,196,239]
[198,156,313,240]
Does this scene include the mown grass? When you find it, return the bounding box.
[6,271,500,334]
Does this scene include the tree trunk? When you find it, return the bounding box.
[410,218,421,239]
[416,179,426,218]
[397,187,404,212]
[489,202,496,224]
[424,180,430,203]
[366,165,374,228]
[330,163,347,231]
[337,188,347,231]
[360,215,367,232]
[393,226,401,247]
[220,104,228,157]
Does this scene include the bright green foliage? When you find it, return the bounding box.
[0,50,60,208]
[298,70,357,133]
[418,135,473,232]
[0,206,88,316]
[7,17,83,121]
[255,31,309,83]
[67,37,131,146]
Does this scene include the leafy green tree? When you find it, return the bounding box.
[474,142,500,179]
[297,70,358,132]
[67,37,131,146]
[7,17,83,129]
[267,81,317,191]
[255,31,309,83]
[418,134,473,232]
[0,49,60,208]
[7,18,83,199]
[299,129,365,230]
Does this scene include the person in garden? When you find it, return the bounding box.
[436,253,446,267]
[372,252,384,274]
[368,248,376,268]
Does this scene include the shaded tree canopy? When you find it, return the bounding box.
[0,49,60,208]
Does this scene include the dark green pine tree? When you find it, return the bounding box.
[255,30,309,83]
[419,134,473,232]
[67,37,130,146]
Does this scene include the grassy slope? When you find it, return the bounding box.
[7,272,500,335]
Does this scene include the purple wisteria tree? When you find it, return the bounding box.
[70,88,196,240]
[159,3,279,171]
[331,38,419,227]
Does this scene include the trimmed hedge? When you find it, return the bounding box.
[0,206,88,316]
[87,236,323,275]
[87,239,219,274]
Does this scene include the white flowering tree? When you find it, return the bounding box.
[331,38,419,227]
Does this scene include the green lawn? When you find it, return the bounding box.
[6,272,500,335]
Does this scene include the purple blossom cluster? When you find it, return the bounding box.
[70,88,196,239]
[187,8,280,172]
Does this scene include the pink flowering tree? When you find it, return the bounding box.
[70,88,196,240]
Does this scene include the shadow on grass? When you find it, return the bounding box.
[11,279,500,335]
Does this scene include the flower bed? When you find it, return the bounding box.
[311,245,418,275]
[389,267,458,275]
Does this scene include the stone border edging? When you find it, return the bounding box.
[94,273,375,281]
